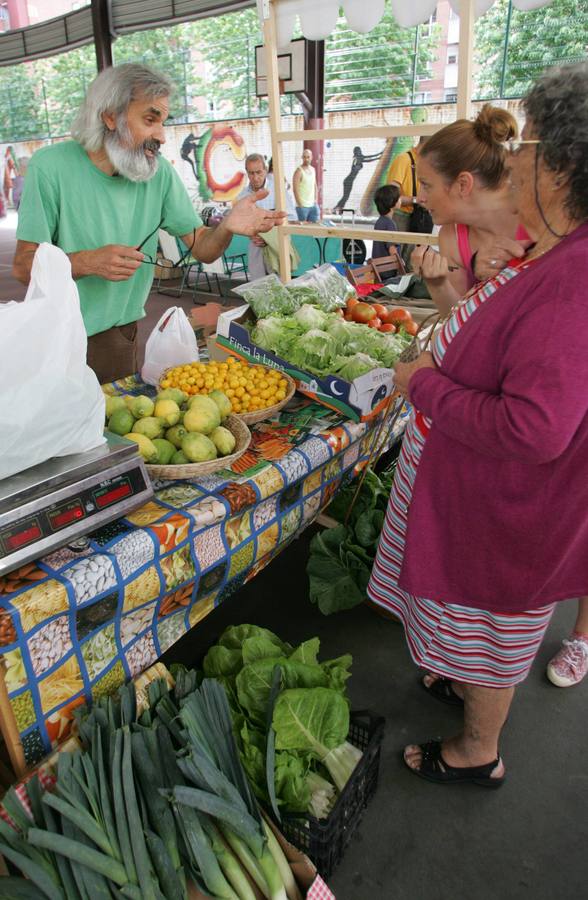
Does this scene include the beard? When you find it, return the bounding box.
[103,119,161,182]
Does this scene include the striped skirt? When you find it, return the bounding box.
[367,415,554,688]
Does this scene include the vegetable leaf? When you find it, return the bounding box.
[273,688,349,757]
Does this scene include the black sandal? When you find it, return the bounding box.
[421,675,464,707]
[403,740,505,789]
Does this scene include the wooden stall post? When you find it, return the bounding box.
[457,0,475,120]
[0,662,26,780]
[261,0,292,282]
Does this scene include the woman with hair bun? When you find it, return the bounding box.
[368,64,588,787]
[411,104,530,313]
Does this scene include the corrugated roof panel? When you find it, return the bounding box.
[0,1,253,67]
[111,0,253,32]
[25,19,67,56]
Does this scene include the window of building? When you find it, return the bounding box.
[447,46,458,65]
[420,10,437,35]
[414,91,432,105]
[444,90,457,102]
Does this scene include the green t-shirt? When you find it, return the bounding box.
[16,141,201,336]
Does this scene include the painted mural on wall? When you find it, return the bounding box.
[179,124,247,203]
[3,102,509,221]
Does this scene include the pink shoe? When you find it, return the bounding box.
[546,636,588,687]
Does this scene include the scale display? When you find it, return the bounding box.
[0,444,152,575]
[0,471,145,559]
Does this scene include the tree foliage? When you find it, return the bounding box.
[188,9,264,120]
[0,63,44,141]
[325,12,440,108]
[474,0,588,98]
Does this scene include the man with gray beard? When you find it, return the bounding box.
[13,63,285,383]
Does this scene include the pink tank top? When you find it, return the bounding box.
[455,222,529,289]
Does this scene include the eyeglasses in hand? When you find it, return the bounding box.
[136,218,197,268]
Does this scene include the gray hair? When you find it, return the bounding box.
[71,63,173,152]
[523,62,588,221]
[245,153,267,169]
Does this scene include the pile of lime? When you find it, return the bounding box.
[104,388,237,466]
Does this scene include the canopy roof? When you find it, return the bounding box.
[0,0,556,68]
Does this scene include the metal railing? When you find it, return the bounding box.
[0,0,586,143]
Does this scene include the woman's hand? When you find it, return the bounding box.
[410,245,450,283]
[473,237,532,280]
[394,351,436,399]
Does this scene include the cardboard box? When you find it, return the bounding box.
[216,305,397,422]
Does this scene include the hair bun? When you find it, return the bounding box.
[473,104,518,145]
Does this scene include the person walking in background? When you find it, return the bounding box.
[3,146,17,208]
[293,148,319,222]
[371,184,401,259]
[11,157,29,212]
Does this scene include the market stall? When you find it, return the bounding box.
[0,376,407,777]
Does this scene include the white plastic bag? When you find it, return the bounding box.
[0,243,105,481]
[141,306,199,386]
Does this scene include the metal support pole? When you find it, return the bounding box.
[91,0,113,71]
[410,26,420,105]
[499,1,514,100]
[262,0,291,281]
[302,40,325,210]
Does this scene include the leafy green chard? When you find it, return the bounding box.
[272,689,362,793]
[307,461,399,615]
[201,625,361,821]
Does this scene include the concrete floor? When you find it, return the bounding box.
[164,529,588,900]
[2,212,587,900]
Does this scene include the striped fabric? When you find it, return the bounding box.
[367,263,555,688]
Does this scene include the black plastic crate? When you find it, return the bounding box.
[278,710,385,879]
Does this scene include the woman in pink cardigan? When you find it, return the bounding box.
[367,63,588,787]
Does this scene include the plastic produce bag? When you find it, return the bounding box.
[231,273,297,317]
[141,306,199,385]
[287,263,355,311]
[0,243,105,481]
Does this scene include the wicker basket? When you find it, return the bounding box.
[159,365,297,427]
[239,372,296,425]
[145,414,251,480]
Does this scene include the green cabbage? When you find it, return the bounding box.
[288,329,338,376]
[250,316,304,356]
[334,352,381,380]
[293,305,330,332]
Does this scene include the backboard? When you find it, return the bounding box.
[255,37,307,96]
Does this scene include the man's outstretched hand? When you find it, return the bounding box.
[225,189,286,236]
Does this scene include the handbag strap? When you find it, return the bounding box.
[407,151,417,201]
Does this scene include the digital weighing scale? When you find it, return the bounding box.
[0,434,153,576]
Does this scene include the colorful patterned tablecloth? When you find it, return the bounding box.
[0,376,408,769]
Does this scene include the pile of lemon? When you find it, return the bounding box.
[160,357,290,415]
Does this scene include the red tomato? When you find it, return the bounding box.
[344,312,354,321]
[385,307,411,325]
[346,297,360,311]
[367,317,382,329]
[402,320,419,336]
[379,323,397,333]
[351,302,377,324]
[372,303,387,318]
